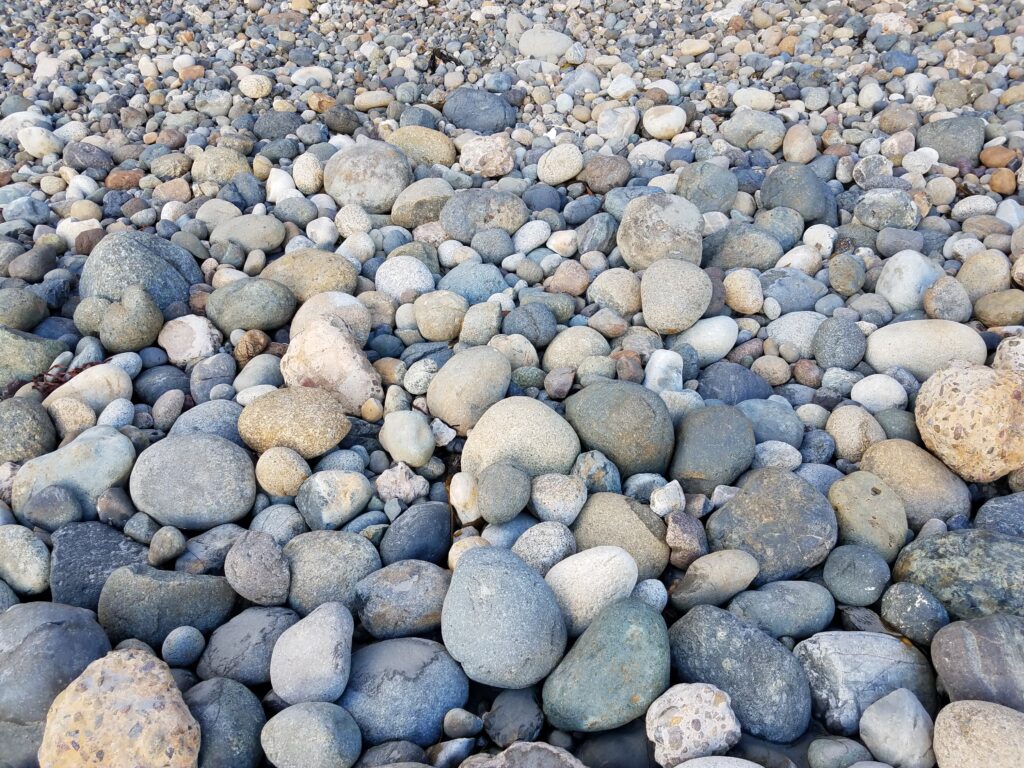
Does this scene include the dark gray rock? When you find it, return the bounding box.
[197,606,299,685]
[669,605,812,743]
[879,582,949,645]
[706,468,838,585]
[760,163,833,223]
[484,689,544,747]
[565,380,675,477]
[184,677,266,768]
[812,317,867,370]
[0,602,111,768]
[696,361,773,405]
[49,522,148,610]
[97,564,236,646]
[735,398,805,448]
[975,493,1024,538]
[916,115,985,165]
[340,637,469,746]
[442,87,517,133]
[822,545,890,607]
[379,502,451,566]
[670,405,756,496]
[543,598,670,733]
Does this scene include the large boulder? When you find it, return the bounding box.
[79,231,202,316]
[705,468,837,585]
[565,381,675,477]
[323,139,413,213]
[915,363,1024,483]
[38,650,200,768]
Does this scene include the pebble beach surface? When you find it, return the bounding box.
[1,0,1024,767]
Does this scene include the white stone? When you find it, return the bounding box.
[544,545,639,636]
[674,316,739,366]
[646,683,742,766]
[158,315,223,367]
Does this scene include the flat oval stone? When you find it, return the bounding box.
[931,615,1024,711]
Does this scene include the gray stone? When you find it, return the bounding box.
[916,115,985,165]
[354,560,450,639]
[197,606,298,685]
[669,605,812,743]
[542,598,670,732]
[441,547,566,688]
[670,406,756,496]
[49,522,148,611]
[442,87,517,133]
[572,492,669,581]
[129,433,256,530]
[271,602,354,704]
[184,678,266,768]
[205,278,297,335]
[617,193,703,269]
[439,189,530,244]
[324,140,413,214]
[0,397,55,464]
[283,530,382,614]
[261,702,362,768]
[930,615,1024,711]
[727,581,835,639]
[340,637,469,746]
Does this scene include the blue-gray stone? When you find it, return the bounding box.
[340,637,468,746]
[669,605,812,742]
[379,502,451,566]
[441,547,566,688]
[437,261,508,304]
[670,404,755,496]
[736,398,804,448]
[49,522,148,611]
[354,560,450,639]
[169,399,244,445]
[697,361,773,405]
[542,598,669,733]
[728,581,836,639]
[184,678,266,768]
[261,702,362,768]
[760,163,833,223]
[442,87,516,133]
[975,493,1024,538]
[197,606,298,685]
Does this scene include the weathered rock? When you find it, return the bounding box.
[645,684,742,766]
[931,615,1024,711]
[261,249,358,302]
[323,139,413,213]
[864,320,987,381]
[238,387,351,458]
[932,700,1024,768]
[572,492,670,581]
[426,346,511,436]
[0,397,55,464]
[38,650,200,768]
[617,193,703,269]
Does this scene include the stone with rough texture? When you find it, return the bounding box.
[645,683,742,766]
[915,363,1024,483]
[572,492,670,581]
[323,139,413,213]
[426,346,511,436]
[893,530,1024,620]
[183,677,265,768]
[38,650,200,768]
[542,598,670,733]
[617,193,703,269]
[669,605,812,743]
[932,700,1024,768]
[793,631,937,736]
[260,701,362,768]
[239,387,351,458]
[0,397,55,464]
[930,615,1024,711]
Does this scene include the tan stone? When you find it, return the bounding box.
[386,125,456,167]
[915,362,1024,483]
[279,318,383,415]
[933,700,1024,768]
[261,248,358,302]
[38,650,199,768]
[238,386,351,458]
[458,134,515,178]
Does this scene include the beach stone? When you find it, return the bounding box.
[822,545,890,607]
[572,492,669,580]
[49,522,148,610]
[864,320,987,381]
[727,581,835,640]
[827,471,908,563]
[129,433,255,530]
[669,605,812,743]
[669,550,759,612]
[239,387,350,458]
[291,292,371,345]
[283,530,382,614]
[0,287,47,331]
[860,440,971,529]
[0,602,111,768]
[793,631,936,736]
[98,564,235,646]
[224,530,291,606]
[916,116,985,165]
[261,249,358,301]
[893,530,1024,620]
[933,700,1024,768]
[280,318,383,414]
[439,189,529,244]
[915,363,1024,483]
[38,650,199,768]
[461,396,581,477]
[205,278,296,335]
[617,193,703,269]
[706,468,837,585]
[875,251,944,314]
[183,677,265,768]
[538,144,584,185]
[0,397,55,463]
[645,683,742,766]
[354,560,450,639]
[42,363,133,414]
[391,177,456,229]
[12,426,135,518]
[670,406,756,495]
[721,109,785,152]
[80,232,201,315]
[565,380,675,477]
[544,546,638,636]
[442,87,517,133]
[197,606,298,684]
[696,360,772,404]
[271,602,354,704]
[858,688,935,768]
[379,410,435,468]
[518,27,573,60]
[930,615,1024,711]
[441,546,566,688]
[261,702,362,768]
[209,215,287,254]
[543,598,669,733]
[880,582,950,646]
[761,163,832,223]
[386,125,456,167]
[340,637,468,746]
[675,161,738,214]
[641,259,712,334]
[425,348,510,436]
[0,327,66,390]
[323,140,412,213]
